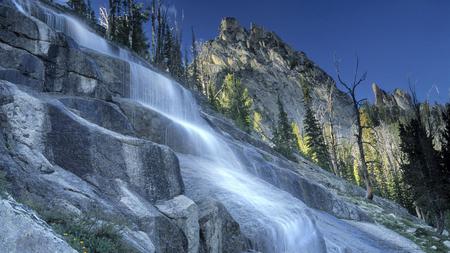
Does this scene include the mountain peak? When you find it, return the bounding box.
[198,17,355,139]
[219,17,246,42]
[372,83,413,110]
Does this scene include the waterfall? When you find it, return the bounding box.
[10,1,331,252]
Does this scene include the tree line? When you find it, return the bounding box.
[67,0,197,85]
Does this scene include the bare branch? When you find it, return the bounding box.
[354,71,367,91]
[213,84,225,99]
[357,98,368,106]
[353,56,359,86]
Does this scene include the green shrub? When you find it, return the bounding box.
[38,209,135,253]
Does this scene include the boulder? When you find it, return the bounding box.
[156,195,199,253]
[197,198,245,253]
[443,240,450,248]
[0,197,77,253]
[0,4,56,56]
[45,41,130,100]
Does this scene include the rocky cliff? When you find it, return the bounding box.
[372,83,413,111]
[196,17,355,138]
[0,1,447,253]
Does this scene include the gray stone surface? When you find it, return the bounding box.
[46,98,184,203]
[0,80,188,253]
[58,96,135,136]
[114,97,195,154]
[156,195,200,253]
[0,197,77,253]
[444,240,450,249]
[0,3,130,100]
[197,198,245,253]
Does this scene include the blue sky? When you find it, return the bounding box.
[89,0,450,103]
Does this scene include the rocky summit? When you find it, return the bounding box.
[196,17,355,138]
[0,0,447,253]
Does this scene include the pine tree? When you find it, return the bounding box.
[272,96,298,159]
[441,104,450,180]
[207,81,218,110]
[130,2,150,58]
[217,74,253,132]
[107,0,149,58]
[163,23,173,70]
[303,106,331,170]
[190,27,201,91]
[67,0,88,18]
[399,98,449,234]
[302,83,331,170]
[85,0,96,23]
[150,0,157,61]
[438,104,450,231]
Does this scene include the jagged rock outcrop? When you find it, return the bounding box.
[196,17,355,137]
[372,83,413,111]
[371,83,445,149]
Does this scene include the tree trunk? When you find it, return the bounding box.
[328,123,340,176]
[353,93,373,200]
[415,204,423,220]
[436,210,445,235]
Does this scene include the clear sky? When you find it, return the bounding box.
[90,0,450,103]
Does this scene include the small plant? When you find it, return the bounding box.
[36,208,135,253]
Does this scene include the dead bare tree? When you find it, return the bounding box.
[334,56,374,200]
[99,7,109,31]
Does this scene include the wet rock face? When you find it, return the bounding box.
[113,98,196,154]
[45,100,185,202]
[0,3,130,100]
[196,17,355,138]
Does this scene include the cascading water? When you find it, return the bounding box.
[127,34,328,252]
[9,1,380,252]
